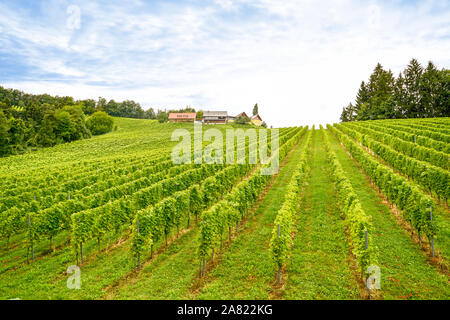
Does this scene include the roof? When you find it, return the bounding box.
[203,111,228,117]
[168,112,197,120]
[236,112,249,118]
[251,114,262,121]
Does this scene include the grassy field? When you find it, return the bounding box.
[0,117,448,300]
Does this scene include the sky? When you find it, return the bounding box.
[0,0,449,127]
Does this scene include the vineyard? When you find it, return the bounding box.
[0,117,448,300]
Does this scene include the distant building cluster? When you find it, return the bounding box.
[168,110,264,126]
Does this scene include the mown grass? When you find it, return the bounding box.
[0,227,132,299]
[327,129,449,300]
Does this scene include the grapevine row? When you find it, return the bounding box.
[360,121,449,154]
[269,130,312,280]
[341,123,449,170]
[323,127,378,273]
[338,123,449,203]
[197,127,308,274]
[328,124,438,245]
[69,127,303,263]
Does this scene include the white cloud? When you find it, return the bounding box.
[0,0,449,127]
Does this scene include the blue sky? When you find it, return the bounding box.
[0,0,449,127]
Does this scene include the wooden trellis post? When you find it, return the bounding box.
[137,217,141,269]
[28,215,34,261]
[277,224,281,284]
[430,207,435,258]
[365,230,370,300]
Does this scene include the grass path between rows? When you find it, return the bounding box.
[193,133,310,299]
[327,129,449,300]
[111,131,309,299]
[281,129,360,299]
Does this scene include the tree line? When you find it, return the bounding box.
[0,86,114,156]
[340,59,449,122]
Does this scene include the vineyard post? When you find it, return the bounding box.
[365,230,370,300]
[277,224,281,285]
[202,258,206,277]
[430,207,435,257]
[137,217,141,269]
[28,215,34,261]
[187,213,190,229]
[365,230,368,249]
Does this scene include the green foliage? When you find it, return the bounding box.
[323,127,378,272]
[157,111,169,123]
[269,130,312,270]
[329,123,439,241]
[198,126,307,260]
[235,115,250,125]
[340,122,449,201]
[252,103,259,116]
[86,111,114,135]
[340,59,449,121]
[196,110,204,120]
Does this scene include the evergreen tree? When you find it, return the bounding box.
[403,58,423,117]
[340,58,448,122]
[252,103,258,116]
[420,61,440,117]
[394,73,407,118]
[340,103,356,122]
[435,69,450,117]
[354,81,369,118]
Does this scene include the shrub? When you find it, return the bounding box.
[86,111,114,135]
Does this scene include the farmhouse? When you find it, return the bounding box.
[168,112,197,122]
[250,114,263,126]
[203,111,228,124]
[236,112,249,118]
[228,112,249,123]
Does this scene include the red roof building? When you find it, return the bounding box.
[168,113,197,122]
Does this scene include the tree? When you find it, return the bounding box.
[157,111,168,123]
[434,69,450,117]
[8,117,26,151]
[0,110,10,156]
[37,112,57,147]
[403,58,423,118]
[79,99,97,115]
[62,105,91,141]
[235,115,250,125]
[252,103,259,116]
[355,81,369,112]
[393,73,407,118]
[344,58,448,121]
[420,61,442,118]
[54,110,76,143]
[261,121,267,128]
[340,103,356,122]
[144,108,156,119]
[86,111,114,135]
[196,110,204,121]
